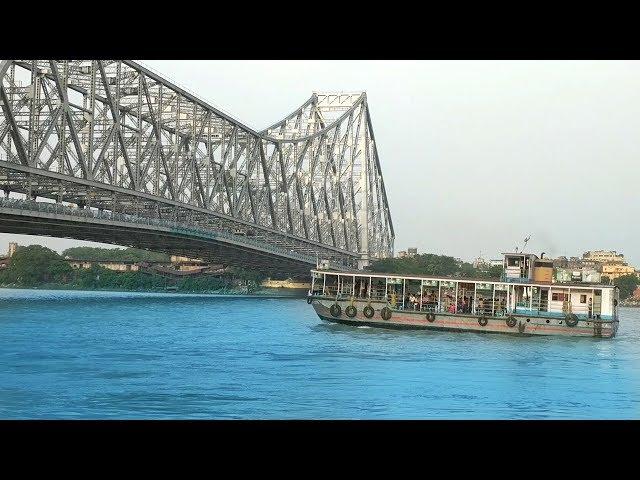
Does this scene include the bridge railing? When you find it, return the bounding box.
[0,197,341,266]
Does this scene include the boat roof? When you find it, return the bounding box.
[311,269,616,290]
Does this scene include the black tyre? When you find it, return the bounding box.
[565,314,579,327]
[478,317,488,327]
[426,312,436,322]
[381,306,392,321]
[363,305,375,318]
[345,305,357,318]
[330,303,342,317]
[506,315,517,328]
[306,296,313,304]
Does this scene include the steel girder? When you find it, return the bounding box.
[0,60,394,267]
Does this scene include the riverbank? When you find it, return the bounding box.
[0,284,308,298]
[621,299,640,308]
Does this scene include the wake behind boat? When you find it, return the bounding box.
[307,252,619,338]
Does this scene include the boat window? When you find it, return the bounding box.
[580,294,587,304]
[371,278,386,300]
[386,278,403,307]
[339,276,354,296]
[312,273,324,295]
[324,274,338,295]
[354,277,370,298]
[552,292,569,302]
[403,280,422,311]
[507,258,520,267]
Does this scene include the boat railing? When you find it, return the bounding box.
[311,290,604,320]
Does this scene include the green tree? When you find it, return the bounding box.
[229,267,266,291]
[2,245,69,286]
[47,259,74,283]
[614,274,639,300]
[371,254,503,280]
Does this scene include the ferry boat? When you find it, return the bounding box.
[307,253,620,338]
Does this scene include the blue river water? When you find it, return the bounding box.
[1,288,639,419]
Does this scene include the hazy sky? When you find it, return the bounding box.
[2,61,639,265]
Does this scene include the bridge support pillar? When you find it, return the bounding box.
[357,254,371,270]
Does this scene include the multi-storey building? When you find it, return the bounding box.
[583,250,625,264]
[601,263,636,281]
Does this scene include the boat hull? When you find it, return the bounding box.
[311,298,618,338]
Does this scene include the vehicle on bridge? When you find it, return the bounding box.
[307,252,620,338]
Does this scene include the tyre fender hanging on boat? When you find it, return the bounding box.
[565,314,579,327]
[478,317,488,327]
[345,305,357,318]
[330,303,342,317]
[306,296,313,304]
[506,315,517,328]
[381,306,392,321]
[363,305,375,318]
[426,312,436,322]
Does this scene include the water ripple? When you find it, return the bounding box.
[0,288,639,419]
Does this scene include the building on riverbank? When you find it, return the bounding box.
[66,259,143,272]
[601,263,636,281]
[65,257,227,277]
[0,242,17,269]
[583,250,626,264]
[261,278,311,289]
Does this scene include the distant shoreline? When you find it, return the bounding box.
[0,285,308,299]
[621,302,640,308]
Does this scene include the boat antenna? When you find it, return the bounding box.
[522,235,531,252]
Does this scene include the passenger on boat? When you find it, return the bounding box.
[410,294,417,310]
[448,303,456,314]
[498,299,506,315]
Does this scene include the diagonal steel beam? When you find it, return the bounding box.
[48,61,88,179]
[0,85,29,166]
[139,73,175,200]
[95,61,136,188]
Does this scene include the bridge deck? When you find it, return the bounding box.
[0,199,325,277]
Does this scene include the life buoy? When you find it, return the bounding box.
[565,314,579,327]
[363,305,375,318]
[478,317,488,327]
[345,305,357,318]
[306,296,313,304]
[506,316,517,328]
[330,303,342,317]
[426,312,436,322]
[380,306,392,321]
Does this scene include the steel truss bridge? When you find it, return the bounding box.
[0,60,394,277]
